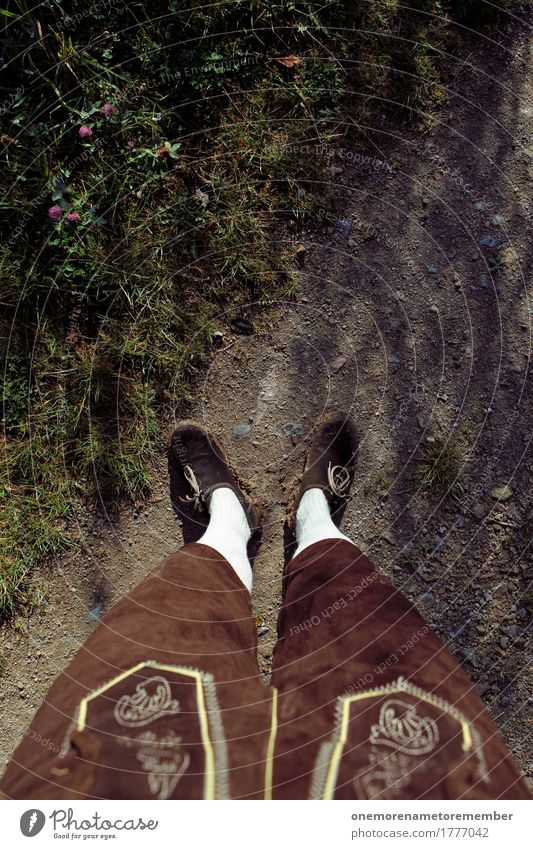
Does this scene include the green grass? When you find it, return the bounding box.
[0,0,525,618]
[418,436,466,496]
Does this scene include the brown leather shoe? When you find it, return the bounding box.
[168,420,261,534]
[291,411,358,527]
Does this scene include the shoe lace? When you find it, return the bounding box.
[179,465,205,511]
[327,462,351,500]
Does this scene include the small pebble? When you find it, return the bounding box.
[330,355,347,374]
[233,424,252,438]
[337,218,351,234]
[281,423,304,437]
[472,503,486,520]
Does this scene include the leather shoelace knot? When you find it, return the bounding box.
[327,462,351,500]
[179,465,205,511]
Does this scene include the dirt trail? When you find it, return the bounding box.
[1,25,531,779]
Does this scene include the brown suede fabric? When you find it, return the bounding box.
[0,539,530,800]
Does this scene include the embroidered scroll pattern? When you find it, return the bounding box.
[113,675,181,727]
[369,698,439,755]
[309,676,485,799]
[74,662,230,799]
[356,750,413,799]
[119,730,190,800]
[356,699,439,798]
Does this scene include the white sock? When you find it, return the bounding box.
[197,487,253,591]
[293,488,350,558]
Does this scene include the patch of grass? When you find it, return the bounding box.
[0,0,524,618]
[418,436,466,496]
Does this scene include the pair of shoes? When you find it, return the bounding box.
[168,411,359,538]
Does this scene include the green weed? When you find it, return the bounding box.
[418,436,466,496]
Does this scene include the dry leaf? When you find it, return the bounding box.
[275,56,301,68]
[294,243,306,267]
[201,220,218,237]
[194,188,210,207]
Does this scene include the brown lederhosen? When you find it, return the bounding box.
[0,539,530,800]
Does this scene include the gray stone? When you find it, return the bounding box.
[330,355,347,374]
[233,424,252,438]
[281,422,304,437]
[472,502,486,520]
[381,530,397,545]
[337,218,351,234]
[87,604,103,623]
[507,504,521,523]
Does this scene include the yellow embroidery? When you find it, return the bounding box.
[264,688,278,800]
